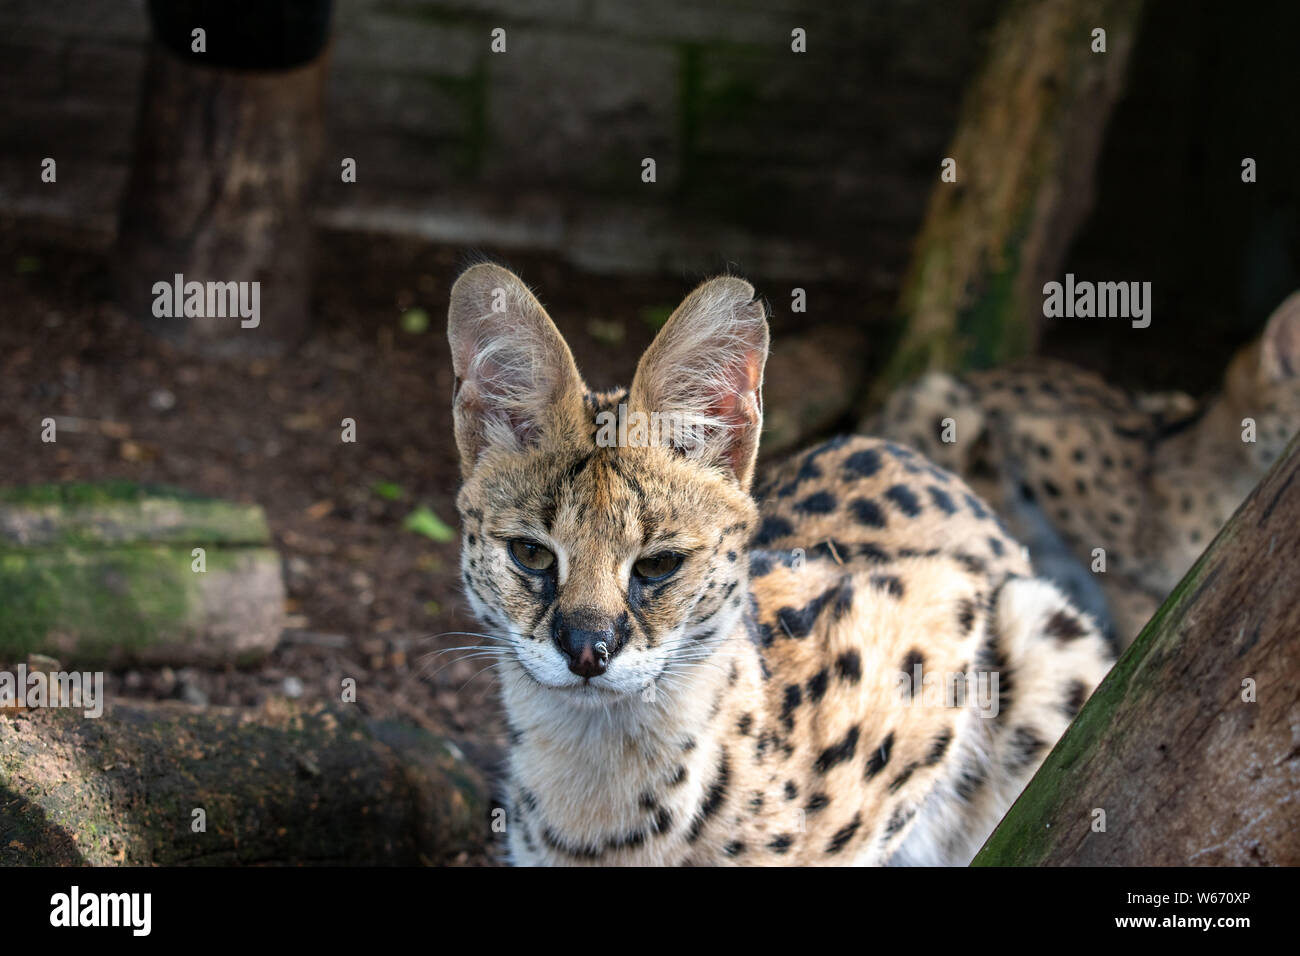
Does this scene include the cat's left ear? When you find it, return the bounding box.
[629,276,769,490]
[1260,290,1300,380]
[447,264,585,476]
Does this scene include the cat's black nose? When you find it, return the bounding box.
[557,627,614,678]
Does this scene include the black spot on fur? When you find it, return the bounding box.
[1045,609,1088,642]
[954,762,987,801]
[737,713,753,736]
[825,814,862,854]
[767,834,793,854]
[784,780,798,800]
[884,484,922,517]
[795,490,838,514]
[1061,679,1088,719]
[806,669,829,702]
[899,650,925,697]
[813,726,860,773]
[835,650,862,683]
[884,803,916,838]
[871,573,904,598]
[832,576,855,618]
[888,762,918,794]
[767,584,842,642]
[752,516,794,546]
[865,731,894,779]
[850,497,887,528]
[842,448,883,478]
[925,728,954,766]
[927,486,957,515]
[780,684,803,731]
[856,542,891,563]
[1006,725,1047,772]
[723,840,746,857]
[956,597,977,634]
[804,792,830,812]
[685,749,730,843]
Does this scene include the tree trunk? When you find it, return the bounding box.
[973,434,1300,866]
[870,0,1145,405]
[0,700,490,866]
[111,34,327,358]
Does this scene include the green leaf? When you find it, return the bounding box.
[586,317,626,346]
[403,506,455,542]
[400,307,430,334]
[371,480,405,502]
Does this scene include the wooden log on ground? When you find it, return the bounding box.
[0,700,490,866]
[0,481,284,666]
[973,433,1300,865]
[869,0,1145,405]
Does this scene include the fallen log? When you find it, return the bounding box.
[0,700,491,866]
[973,433,1300,865]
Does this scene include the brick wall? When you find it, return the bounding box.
[0,0,1001,278]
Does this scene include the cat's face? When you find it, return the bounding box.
[448,265,767,702]
[1225,290,1300,468]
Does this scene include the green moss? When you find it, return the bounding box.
[955,228,1033,370]
[0,480,202,506]
[0,546,201,659]
[0,482,271,551]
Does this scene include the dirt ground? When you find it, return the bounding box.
[0,226,882,793]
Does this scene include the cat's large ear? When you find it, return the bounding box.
[1260,289,1300,381]
[629,276,769,490]
[447,264,585,476]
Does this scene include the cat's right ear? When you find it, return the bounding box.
[447,264,584,476]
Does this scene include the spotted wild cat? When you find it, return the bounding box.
[447,264,1113,866]
[868,290,1300,647]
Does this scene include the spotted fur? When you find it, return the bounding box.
[868,290,1300,647]
[448,264,1113,866]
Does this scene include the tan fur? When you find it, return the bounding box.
[449,264,1113,866]
[868,290,1300,646]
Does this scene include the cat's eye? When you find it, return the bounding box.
[633,552,683,581]
[509,539,556,573]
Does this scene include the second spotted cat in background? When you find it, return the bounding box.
[868,291,1300,648]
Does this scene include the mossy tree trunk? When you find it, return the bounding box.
[870,0,1146,405]
[0,701,489,866]
[973,434,1300,866]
